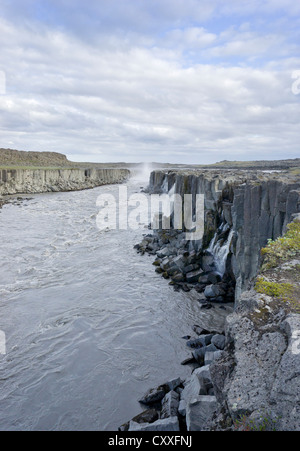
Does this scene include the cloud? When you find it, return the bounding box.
[0,3,299,164]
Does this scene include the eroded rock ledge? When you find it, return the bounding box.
[0,167,130,196]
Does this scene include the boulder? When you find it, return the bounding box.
[211,334,226,350]
[205,350,223,366]
[186,334,213,349]
[161,391,180,419]
[204,284,226,299]
[186,396,217,431]
[193,365,213,395]
[201,253,215,272]
[185,269,204,284]
[129,416,180,431]
[138,386,166,405]
[131,409,159,425]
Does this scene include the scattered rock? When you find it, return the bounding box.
[129,416,180,432]
[161,391,180,419]
[186,396,217,431]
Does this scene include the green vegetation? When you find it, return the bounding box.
[254,220,300,312]
[0,165,71,171]
[234,414,279,431]
[255,278,294,299]
[290,168,300,176]
[261,221,300,269]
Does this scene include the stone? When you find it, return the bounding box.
[204,284,226,299]
[186,396,217,431]
[157,247,172,258]
[192,347,206,365]
[172,255,187,270]
[178,400,186,417]
[185,269,204,284]
[118,422,130,432]
[201,253,215,272]
[131,409,159,425]
[181,356,197,365]
[129,416,180,432]
[181,373,202,404]
[192,325,212,336]
[139,386,166,405]
[171,272,185,283]
[211,334,226,350]
[163,377,182,392]
[207,272,222,284]
[161,391,180,419]
[187,334,213,348]
[205,352,216,366]
[198,273,211,285]
[186,338,204,349]
[193,365,213,395]
[183,264,200,275]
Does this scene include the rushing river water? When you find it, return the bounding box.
[0,174,232,431]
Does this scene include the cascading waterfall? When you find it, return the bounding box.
[207,223,234,277]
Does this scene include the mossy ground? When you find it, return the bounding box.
[255,221,300,313]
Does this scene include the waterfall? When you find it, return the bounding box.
[208,224,234,276]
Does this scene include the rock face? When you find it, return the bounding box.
[0,167,130,195]
[210,291,300,431]
[132,170,300,432]
[148,169,300,300]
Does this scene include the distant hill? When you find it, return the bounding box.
[0,148,299,171]
[0,148,70,168]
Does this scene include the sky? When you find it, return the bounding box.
[0,0,299,164]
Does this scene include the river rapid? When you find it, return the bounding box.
[0,173,231,431]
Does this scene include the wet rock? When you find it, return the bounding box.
[183,264,200,275]
[201,253,215,272]
[185,269,204,284]
[194,284,207,293]
[204,284,226,299]
[131,409,159,425]
[192,325,212,336]
[187,334,213,349]
[181,356,197,366]
[199,301,215,310]
[172,255,187,270]
[192,348,206,366]
[181,283,191,292]
[139,386,166,405]
[162,377,182,392]
[171,272,185,283]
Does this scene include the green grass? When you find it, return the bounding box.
[255,278,294,298]
[261,221,300,269]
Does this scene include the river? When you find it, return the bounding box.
[0,173,231,431]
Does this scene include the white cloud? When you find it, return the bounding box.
[0,12,299,164]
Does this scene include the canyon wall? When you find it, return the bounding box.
[145,169,300,431]
[148,169,300,300]
[0,167,130,196]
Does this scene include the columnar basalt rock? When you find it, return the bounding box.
[147,169,300,301]
[0,167,130,195]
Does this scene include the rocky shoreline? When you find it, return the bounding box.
[119,214,300,431]
[119,325,227,432]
